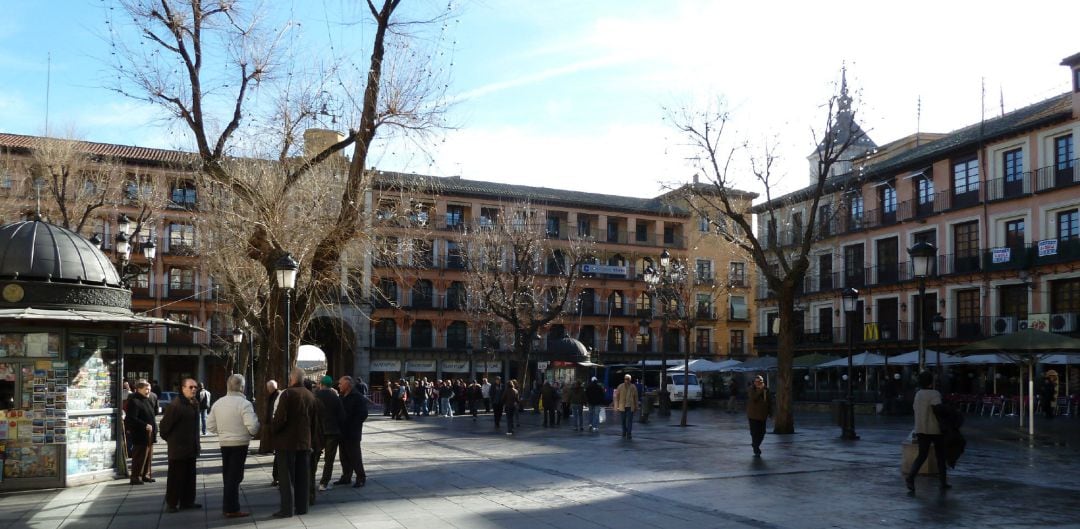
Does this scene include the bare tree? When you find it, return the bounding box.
[106,0,453,387]
[459,202,592,389]
[668,82,870,434]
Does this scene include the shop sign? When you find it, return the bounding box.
[406,360,436,372]
[441,360,469,373]
[581,263,628,276]
[369,360,401,372]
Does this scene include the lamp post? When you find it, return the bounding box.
[231,327,243,376]
[643,249,678,417]
[908,242,937,373]
[274,253,299,382]
[841,287,859,440]
[932,312,945,388]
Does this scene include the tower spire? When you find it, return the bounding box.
[838,63,852,114]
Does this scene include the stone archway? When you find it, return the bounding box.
[305,316,356,378]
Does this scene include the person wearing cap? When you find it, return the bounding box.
[746,375,771,457]
[614,374,639,439]
[314,375,344,491]
[206,374,260,518]
[1042,370,1060,419]
[586,377,605,432]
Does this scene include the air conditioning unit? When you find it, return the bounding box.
[992,316,1015,335]
[1050,313,1078,333]
[1018,320,1030,331]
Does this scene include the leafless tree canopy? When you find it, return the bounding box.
[669,81,869,434]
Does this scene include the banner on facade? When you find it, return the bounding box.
[1038,239,1058,257]
[369,360,401,372]
[1027,313,1050,332]
[991,247,1011,264]
[581,263,628,277]
[441,360,469,373]
[475,361,502,372]
[406,360,436,372]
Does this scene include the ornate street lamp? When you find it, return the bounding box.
[841,286,859,440]
[275,252,299,381]
[908,242,937,372]
[231,326,243,377]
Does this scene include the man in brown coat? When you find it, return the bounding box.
[271,368,317,518]
[746,375,771,457]
[159,378,202,513]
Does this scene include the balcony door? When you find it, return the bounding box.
[877,298,898,342]
[876,237,899,284]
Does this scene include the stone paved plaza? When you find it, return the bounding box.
[2,407,1079,529]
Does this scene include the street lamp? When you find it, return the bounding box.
[642,249,681,418]
[932,312,946,386]
[841,286,859,440]
[275,252,299,382]
[908,242,937,373]
[231,327,243,375]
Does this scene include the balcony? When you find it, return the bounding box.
[167,243,198,257]
[1034,158,1079,192]
[695,273,715,285]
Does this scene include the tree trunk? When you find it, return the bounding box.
[773,288,796,434]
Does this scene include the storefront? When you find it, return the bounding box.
[0,219,192,491]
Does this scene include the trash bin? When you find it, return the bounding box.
[641,391,656,422]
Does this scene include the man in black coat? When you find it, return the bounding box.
[585,377,605,432]
[271,368,317,518]
[490,377,505,429]
[314,375,344,491]
[125,379,157,485]
[159,378,202,513]
[335,375,369,488]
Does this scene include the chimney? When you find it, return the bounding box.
[1062,52,1080,119]
[303,128,346,159]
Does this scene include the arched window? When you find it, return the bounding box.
[636,292,653,315]
[577,288,596,315]
[607,326,625,352]
[376,278,398,307]
[411,279,433,308]
[411,320,433,348]
[446,321,468,349]
[374,319,396,347]
[607,291,625,315]
[446,281,467,310]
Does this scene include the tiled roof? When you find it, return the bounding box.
[0,132,197,166]
[374,171,690,217]
[752,92,1073,212]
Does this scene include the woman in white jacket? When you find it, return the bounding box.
[207,374,260,518]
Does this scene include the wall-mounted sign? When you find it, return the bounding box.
[1038,239,1058,257]
[369,360,401,372]
[475,361,502,372]
[441,360,469,373]
[581,264,628,276]
[991,247,1011,264]
[406,360,436,372]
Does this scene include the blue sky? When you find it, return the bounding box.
[3,1,1080,200]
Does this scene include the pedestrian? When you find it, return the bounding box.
[567,380,586,431]
[302,378,325,507]
[746,375,771,457]
[1042,370,1059,419]
[439,380,455,417]
[585,377,605,432]
[906,371,951,493]
[336,376,369,488]
[206,374,259,518]
[541,381,557,427]
[490,377,505,429]
[314,375,344,491]
[158,378,202,513]
[271,368,317,518]
[197,382,212,435]
[481,377,491,413]
[614,374,638,439]
[124,379,157,485]
[383,381,395,417]
[258,380,280,455]
[503,379,521,435]
[468,380,482,419]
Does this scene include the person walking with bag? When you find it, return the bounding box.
[614,374,638,439]
[906,371,951,493]
[746,375,771,457]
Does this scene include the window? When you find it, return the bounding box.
[729,262,745,286]
[1050,278,1080,314]
[130,270,151,289]
[844,244,864,287]
[1055,135,1075,169]
[546,214,560,238]
[479,207,499,227]
[1005,219,1025,249]
[817,254,832,291]
[699,214,710,232]
[411,239,433,268]
[1004,149,1023,182]
[376,278,397,307]
[999,284,1028,321]
[546,249,566,275]
[849,194,864,223]
[696,293,712,318]
[792,212,804,238]
[917,176,934,205]
[411,280,434,308]
[577,216,591,237]
[410,320,433,348]
[729,330,745,356]
[696,259,713,282]
[168,268,194,290]
[956,289,981,335]
[635,221,648,242]
[577,325,595,349]
[607,219,620,242]
[636,292,653,314]
[374,319,396,347]
[446,241,464,269]
[880,183,897,215]
[913,230,936,247]
[953,221,980,273]
[168,223,196,254]
[446,321,468,349]
[635,327,652,350]
[446,282,466,310]
[1059,209,1079,241]
[952,157,980,195]
[170,180,197,207]
[608,327,624,351]
[817,204,831,237]
[608,291,625,315]
[695,329,711,354]
[663,226,676,245]
[446,205,465,228]
[766,218,778,247]
[165,312,192,334]
[125,177,154,201]
[729,295,748,320]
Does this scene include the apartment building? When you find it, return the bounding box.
[752,53,1080,379]
[0,134,232,395]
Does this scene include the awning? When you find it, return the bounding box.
[0,307,203,331]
